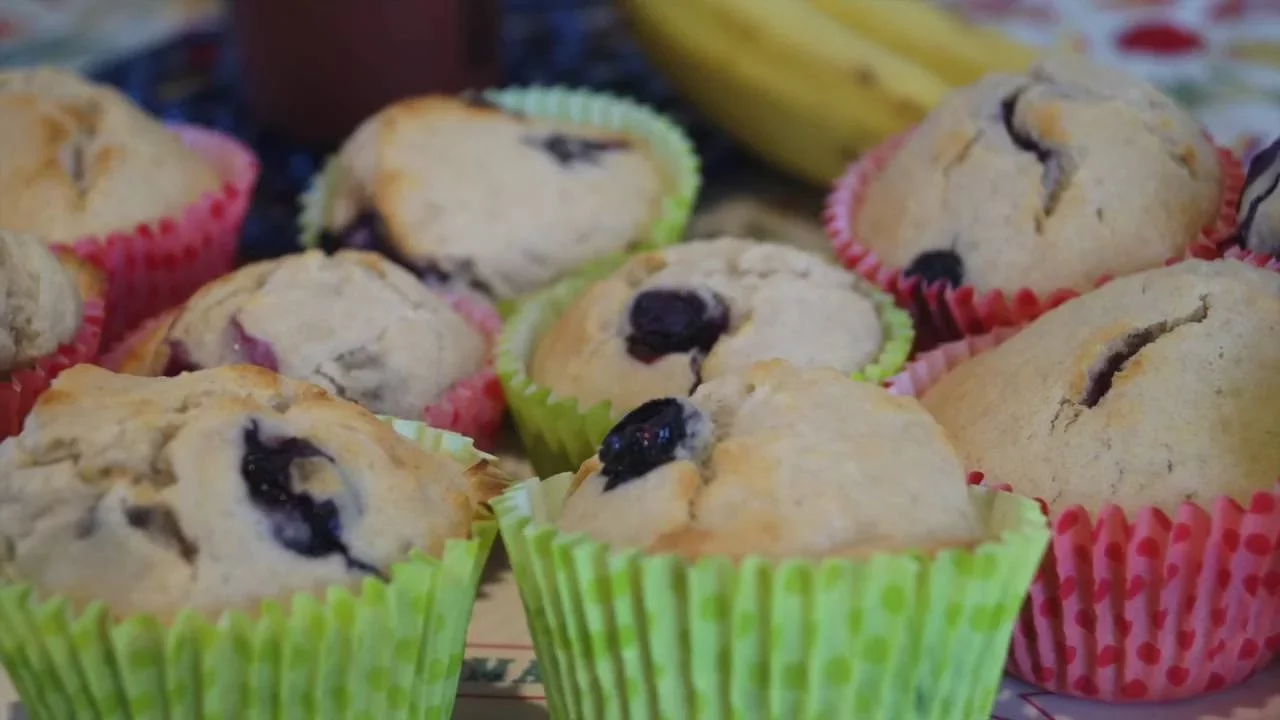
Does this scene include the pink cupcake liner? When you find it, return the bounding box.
[101,290,506,451]
[826,131,1245,345]
[63,124,260,346]
[888,330,1280,703]
[0,295,106,441]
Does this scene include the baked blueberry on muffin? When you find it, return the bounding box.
[559,360,984,558]
[316,95,667,299]
[854,55,1224,295]
[0,232,88,374]
[529,238,900,414]
[0,364,503,615]
[919,259,1280,513]
[113,250,489,422]
[1232,135,1280,257]
[0,68,222,243]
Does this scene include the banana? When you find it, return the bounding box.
[806,0,1040,86]
[615,0,953,186]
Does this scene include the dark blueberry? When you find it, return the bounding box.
[625,288,730,363]
[1000,88,1069,218]
[904,250,965,288]
[598,398,694,491]
[161,340,200,377]
[319,210,388,255]
[240,422,382,577]
[1000,89,1051,164]
[124,504,199,562]
[1080,301,1208,408]
[318,210,496,297]
[522,133,631,167]
[230,317,280,372]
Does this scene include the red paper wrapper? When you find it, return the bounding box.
[826,131,1245,345]
[0,259,107,440]
[64,124,260,346]
[887,330,1280,703]
[101,290,506,450]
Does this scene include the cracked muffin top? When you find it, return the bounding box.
[115,250,488,421]
[558,360,985,559]
[1232,135,1280,258]
[318,95,666,300]
[530,238,887,414]
[0,68,222,243]
[0,364,505,617]
[920,259,1280,514]
[855,55,1223,295]
[0,232,84,373]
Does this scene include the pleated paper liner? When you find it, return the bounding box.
[887,329,1280,702]
[0,252,107,441]
[492,474,1050,720]
[297,85,702,314]
[496,267,915,477]
[64,124,260,345]
[825,131,1245,346]
[0,421,501,720]
[100,289,508,451]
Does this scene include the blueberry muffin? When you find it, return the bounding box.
[317,94,667,299]
[1232,135,1280,257]
[919,258,1280,514]
[530,238,896,414]
[0,68,222,243]
[559,360,984,558]
[0,364,504,616]
[0,232,85,374]
[854,55,1224,295]
[115,250,488,421]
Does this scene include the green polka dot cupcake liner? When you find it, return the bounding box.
[297,85,702,316]
[0,420,500,720]
[496,266,916,477]
[493,474,1051,720]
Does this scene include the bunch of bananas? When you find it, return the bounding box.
[615,0,1041,186]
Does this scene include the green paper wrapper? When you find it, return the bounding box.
[297,86,701,314]
[496,269,916,476]
[493,475,1051,720]
[0,421,500,720]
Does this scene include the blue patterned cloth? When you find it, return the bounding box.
[88,0,741,262]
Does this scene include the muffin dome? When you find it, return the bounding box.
[559,360,984,559]
[319,95,666,299]
[920,259,1280,514]
[0,68,222,242]
[854,55,1223,294]
[0,365,499,616]
[530,238,890,414]
[115,250,488,421]
[0,231,82,371]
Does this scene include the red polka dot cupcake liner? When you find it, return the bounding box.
[0,256,107,441]
[63,124,260,346]
[887,329,1280,703]
[101,289,506,451]
[825,131,1244,347]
